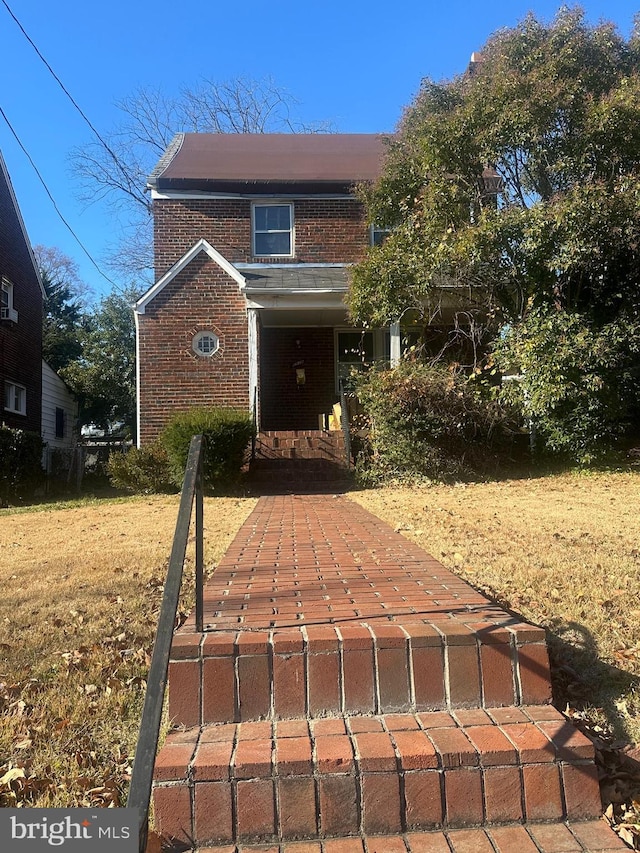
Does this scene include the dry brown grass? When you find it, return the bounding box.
[2,471,640,817]
[350,469,640,744]
[0,493,255,807]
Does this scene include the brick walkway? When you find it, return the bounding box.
[153,495,626,853]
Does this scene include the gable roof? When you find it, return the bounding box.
[0,150,45,298]
[134,239,246,314]
[148,133,389,195]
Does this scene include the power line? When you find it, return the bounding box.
[0,105,118,288]
[1,0,138,194]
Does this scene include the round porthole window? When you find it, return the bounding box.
[192,331,219,357]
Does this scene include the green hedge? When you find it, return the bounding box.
[161,407,255,489]
[0,427,44,503]
[107,408,255,494]
[495,308,640,465]
[107,441,177,494]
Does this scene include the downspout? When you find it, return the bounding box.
[133,307,142,448]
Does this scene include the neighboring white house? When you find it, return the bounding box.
[41,360,77,473]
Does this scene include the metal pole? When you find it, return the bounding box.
[195,442,204,633]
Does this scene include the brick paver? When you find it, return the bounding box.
[189,495,512,631]
[152,494,622,853]
[191,820,628,851]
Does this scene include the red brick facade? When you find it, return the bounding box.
[138,134,381,443]
[153,197,369,277]
[138,252,249,443]
[138,192,372,442]
[0,157,42,434]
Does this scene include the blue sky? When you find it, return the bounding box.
[1,0,638,300]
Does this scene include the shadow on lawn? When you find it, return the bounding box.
[546,620,640,808]
[546,620,639,734]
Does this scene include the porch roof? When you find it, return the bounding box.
[237,264,349,293]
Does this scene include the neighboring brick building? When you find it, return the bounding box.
[135,133,394,442]
[0,151,45,434]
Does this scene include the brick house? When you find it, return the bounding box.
[0,151,45,435]
[135,133,398,445]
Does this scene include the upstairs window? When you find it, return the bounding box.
[253,203,293,257]
[4,381,26,415]
[1,278,18,322]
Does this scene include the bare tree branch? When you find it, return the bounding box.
[69,76,333,282]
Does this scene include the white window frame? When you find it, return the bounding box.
[252,202,294,258]
[1,278,18,322]
[192,330,220,358]
[370,223,392,247]
[4,381,26,415]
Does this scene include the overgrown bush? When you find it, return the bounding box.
[0,427,44,503]
[107,441,176,494]
[161,407,255,489]
[354,360,517,484]
[494,308,640,465]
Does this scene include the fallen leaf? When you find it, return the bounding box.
[0,767,25,785]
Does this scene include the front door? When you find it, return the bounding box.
[259,327,338,430]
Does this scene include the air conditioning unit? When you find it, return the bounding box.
[1,307,18,321]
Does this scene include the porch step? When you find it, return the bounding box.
[253,431,348,463]
[152,707,603,847]
[249,431,350,488]
[167,620,552,728]
[248,458,350,485]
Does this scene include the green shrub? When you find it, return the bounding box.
[160,407,255,489]
[494,308,640,465]
[354,359,517,484]
[0,427,44,503]
[106,441,176,494]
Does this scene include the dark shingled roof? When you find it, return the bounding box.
[148,133,389,194]
[238,265,349,292]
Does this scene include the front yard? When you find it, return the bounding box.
[0,494,256,807]
[1,470,639,839]
[351,469,640,842]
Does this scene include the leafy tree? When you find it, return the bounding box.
[61,286,141,434]
[495,307,640,464]
[70,77,332,280]
[35,245,88,372]
[349,7,640,459]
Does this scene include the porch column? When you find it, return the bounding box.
[390,320,401,366]
[247,308,259,427]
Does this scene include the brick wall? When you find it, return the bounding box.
[0,164,42,435]
[259,327,336,430]
[154,197,369,277]
[145,194,369,438]
[138,252,249,444]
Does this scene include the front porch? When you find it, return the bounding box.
[241,263,391,433]
[256,323,387,432]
